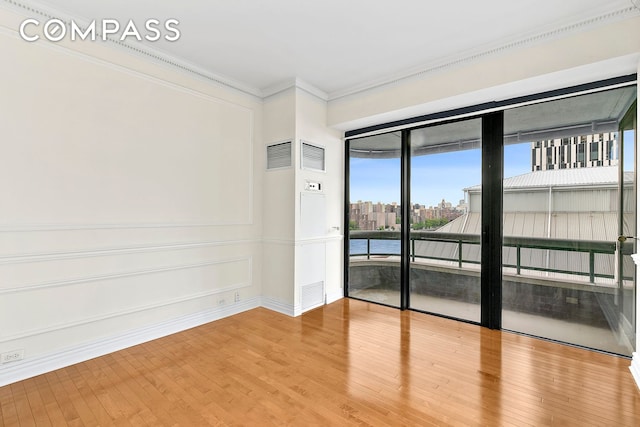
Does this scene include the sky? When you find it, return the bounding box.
[350,143,531,206]
[349,135,635,207]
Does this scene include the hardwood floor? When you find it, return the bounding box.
[1,298,640,426]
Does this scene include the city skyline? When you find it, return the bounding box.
[350,143,532,206]
[349,198,465,231]
[350,136,634,206]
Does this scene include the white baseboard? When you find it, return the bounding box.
[261,296,296,317]
[326,288,344,304]
[262,290,342,318]
[0,294,337,387]
[0,296,261,387]
[630,352,640,391]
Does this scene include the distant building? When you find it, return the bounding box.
[531,133,618,171]
[349,199,463,230]
[431,166,633,283]
[350,200,398,230]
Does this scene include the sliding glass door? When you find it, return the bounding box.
[409,119,482,322]
[501,86,637,355]
[347,133,401,307]
[345,77,637,356]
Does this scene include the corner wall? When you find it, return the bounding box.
[294,89,344,311]
[261,89,297,313]
[261,87,345,316]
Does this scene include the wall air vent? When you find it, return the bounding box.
[266,141,292,170]
[301,141,325,171]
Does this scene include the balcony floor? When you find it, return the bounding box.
[349,289,632,356]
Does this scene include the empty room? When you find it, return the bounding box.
[1,0,640,425]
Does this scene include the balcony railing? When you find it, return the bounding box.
[349,230,634,283]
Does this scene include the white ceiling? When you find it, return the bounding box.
[10,0,640,99]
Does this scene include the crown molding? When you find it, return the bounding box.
[2,0,638,103]
[0,0,264,98]
[326,5,640,101]
[262,78,329,101]
[2,0,328,101]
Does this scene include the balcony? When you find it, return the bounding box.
[348,230,635,355]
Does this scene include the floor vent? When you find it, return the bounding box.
[301,281,324,312]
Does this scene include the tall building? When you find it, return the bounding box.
[531,133,618,171]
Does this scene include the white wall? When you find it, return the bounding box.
[328,16,640,131]
[0,7,264,385]
[261,89,296,312]
[294,89,344,306]
[0,16,345,387]
[261,87,345,315]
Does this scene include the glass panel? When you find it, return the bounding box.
[347,133,401,307]
[619,101,637,351]
[409,119,482,322]
[502,86,637,355]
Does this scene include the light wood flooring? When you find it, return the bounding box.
[1,298,640,426]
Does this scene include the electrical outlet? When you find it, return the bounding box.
[1,349,24,364]
[234,292,240,302]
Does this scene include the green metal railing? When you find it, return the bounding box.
[349,230,634,283]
